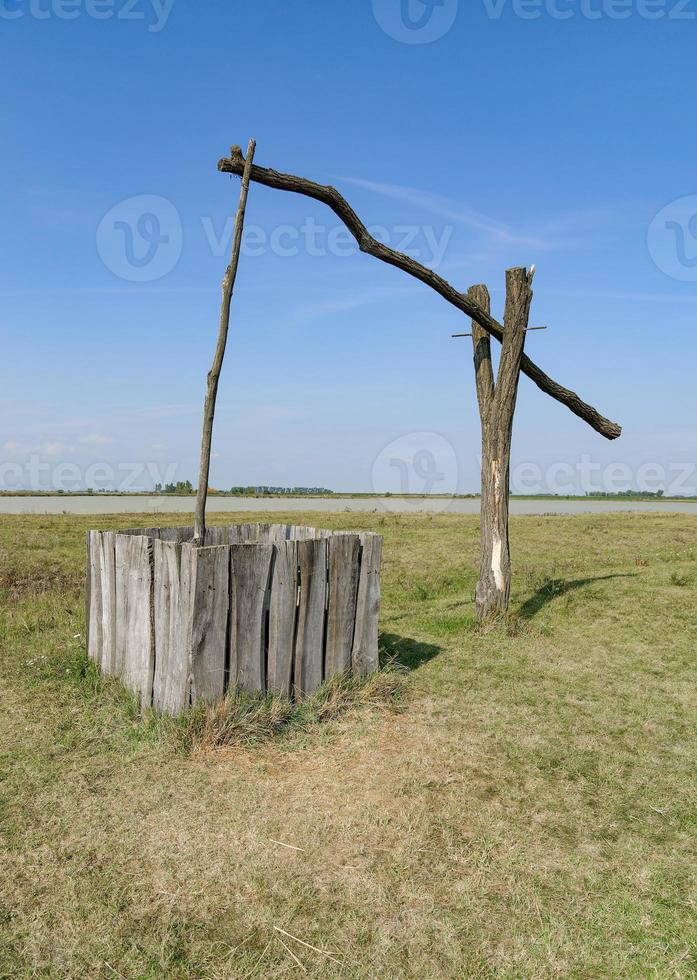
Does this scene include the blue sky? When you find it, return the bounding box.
[1,0,696,495]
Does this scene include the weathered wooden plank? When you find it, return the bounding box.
[266,540,298,696]
[159,526,194,543]
[87,531,103,664]
[120,526,161,539]
[190,545,229,704]
[352,533,383,676]
[152,540,193,715]
[85,531,91,659]
[203,526,226,546]
[294,538,327,697]
[237,523,267,543]
[325,534,360,679]
[291,526,316,541]
[115,533,154,707]
[120,526,193,543]
[98,531,117,675]
[229,544,273,694]
[268,524,291,543]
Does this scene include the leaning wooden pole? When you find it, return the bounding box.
[469,267,533,619]
[194,138,256,545]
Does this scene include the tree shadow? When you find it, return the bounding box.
[518,573,635,620]
[379,632,442,671]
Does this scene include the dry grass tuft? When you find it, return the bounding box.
[180,663,407,751]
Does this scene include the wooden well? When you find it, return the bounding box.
[86,524,382,715]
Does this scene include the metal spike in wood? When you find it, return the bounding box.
[194,138,257,545]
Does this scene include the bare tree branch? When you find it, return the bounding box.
[194,138,256,545]
[218,146,622,440]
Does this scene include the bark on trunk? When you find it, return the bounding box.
[470,268,534,620]
[193,139,256,545]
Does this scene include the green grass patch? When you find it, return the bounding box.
[2,510,697,977]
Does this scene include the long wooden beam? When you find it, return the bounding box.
[218,146,621,440]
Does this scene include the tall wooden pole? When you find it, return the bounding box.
[194,138,256,545]
[469,267,534,619]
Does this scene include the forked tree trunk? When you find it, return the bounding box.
[469,267,534,619]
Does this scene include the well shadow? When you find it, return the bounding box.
[518,573,635,620]
[379,632,442,671]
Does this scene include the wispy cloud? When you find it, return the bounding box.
[338,175,556,250]
[2,439,74,457]
[294,284,416,321]
[337,175,626,256]
[78,433,115,445]
[548,288,697,304]
[126,403,201,420]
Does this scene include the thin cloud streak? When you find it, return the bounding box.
[338,175,559,250]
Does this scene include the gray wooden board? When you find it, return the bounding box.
[190,545,229,704]
[325,534,360,679]
[152,540,193,715]
[203,526,226,546]
[159,527,194,543]
[85,531,91,661]
[229,543,273,693]
[119,526,193,542]
[269,524,292,542]
[98,531,117,675]
[266,540,298,696]
[87,531,103,664]
[294,538,328,697]
[115,533,154,707]
[351,533,383,676]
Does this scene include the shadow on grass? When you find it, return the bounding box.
[379,632,442,671]
[518,573,635,620]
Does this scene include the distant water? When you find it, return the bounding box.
[1,495,696,516]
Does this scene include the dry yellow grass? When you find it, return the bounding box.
[1,510,697,978]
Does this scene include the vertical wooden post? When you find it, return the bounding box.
[469,267,534,619]
[194,139,256,545]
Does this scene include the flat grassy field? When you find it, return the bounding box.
[1,511,696,978]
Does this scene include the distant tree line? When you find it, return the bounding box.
[226,486,333,496]
[155,480,194,494]
[154,482,332,496]
[586,489,664,498]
